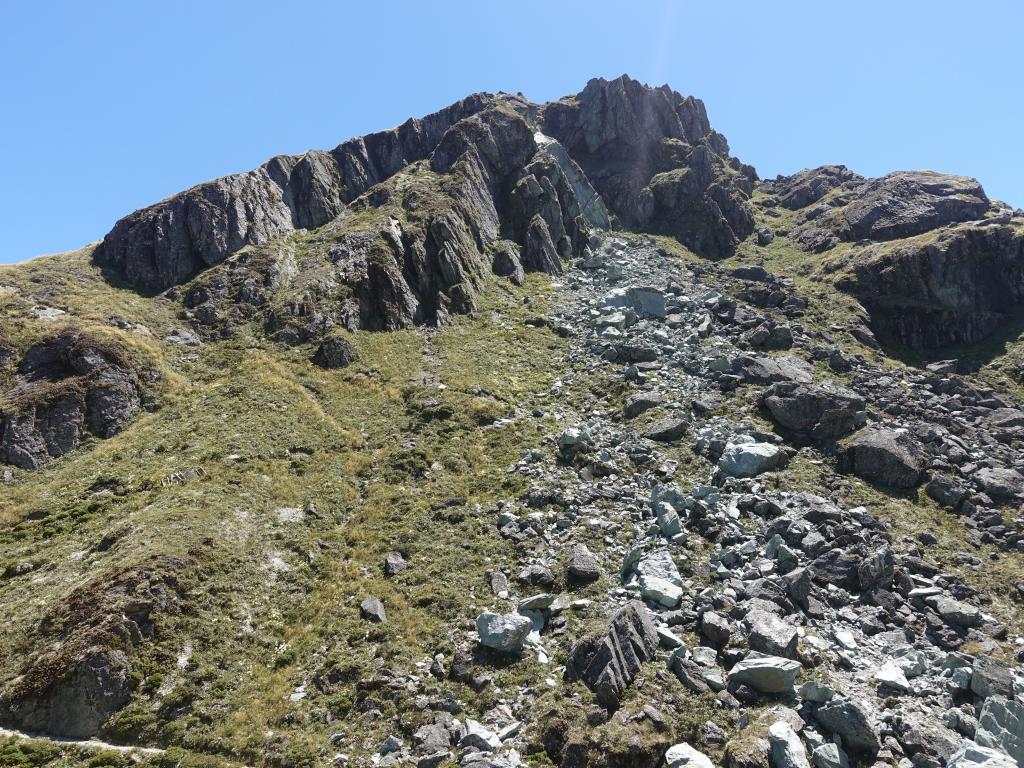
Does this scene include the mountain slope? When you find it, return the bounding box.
[2,75,1024,768]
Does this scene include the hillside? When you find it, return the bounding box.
[2,75,1024,768]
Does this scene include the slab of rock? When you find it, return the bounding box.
[566,543,602,584]
[665,742,715,768]
[727,653,802,695]
[719,440,787,478]
[841,171,990,241]
[732,354,814,384]
[976,697,1024,766]
[814,698,880,752]
[383,551,408,576]
[746,609,799,658]
[769,720,811,768]
[759,381,865,443]
[564,600,658,708]
[476,611,532,654]
[927,595,982,628]
[643,417,689,442]
[971,656,1014,699]
[624,391,663,419]
[360,596,387,623]
[974,466,1024,500]
[948,743,1016,768]
[838,427,926,488]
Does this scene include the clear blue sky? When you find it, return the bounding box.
[1,0,1021,263]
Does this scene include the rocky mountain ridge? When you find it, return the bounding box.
[1,75,1024,768]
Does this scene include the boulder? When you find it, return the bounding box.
[746,609,798,658]
[566,543,602,584]
[768,720,811,768]
[971,656,1014,699]
[731,355,814,385]
[974,466,1024,501]
[360,596,387,623]
[564,600,658,708]
[624,391,663,419]
[759,381,866,443]
[948,743,1016,768]
[491,240,525,285]
[313,335,358,368]
[838,427,926,488]
[719,440,787,478]
[814,698,880,752]
[643,417,689,442]
[664,742,715,768]
[976,697,1024,766]
[476,611,532,654]
[727,653,802,695]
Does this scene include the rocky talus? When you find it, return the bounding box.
[2,74,1024,768]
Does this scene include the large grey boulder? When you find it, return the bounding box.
[974,466,1024,501]
[476,611,532,654]
[948,742,1017,768]
[719,439,787,478]
[759,381,866,443]
[971,656,1014,699]
[564,600,658,708]
[838,427,926,488]
[976,697,1024,765]
[727,653,802,695]
[746,609,799,658]
[814,698,880,752]
[0,649,135,738]
[664,742,715,768]
[769,720,811,768]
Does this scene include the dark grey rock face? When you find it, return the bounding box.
[838,427,926,488]
[564,600,658,708]
[762,165,863,210]
[314,335,358,369]
[759,381,866,443]
[542,75,757,260]
[841,171,989,241]
[94,94,495,292]
[0,332,150,469]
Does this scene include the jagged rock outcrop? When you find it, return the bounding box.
[0,331,153,469]
[761,165,863,210]
[0,557,188,737]
[542,75,757,259]
[564,600,658,709]
[837,222,1024,349]
[93,94,495,292]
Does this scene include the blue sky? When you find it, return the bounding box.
[1,0,1021,263]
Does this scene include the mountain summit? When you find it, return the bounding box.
[2,76,1024,768]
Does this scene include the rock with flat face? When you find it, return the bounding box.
[814,698,880,752]
[727,653,802,695]
[976,697,1024,766]
[841,171,989,241]
[360,596,387,623]
[0,649,134,739]
[314,335,358,369]
[476,611,532,654]
[564,600,658,708]
[838,427,925,488]
[746,609,799,658]
[973,466,1024,500]
[665,742,715,768]
[719,440,787,478]
[732,355,814,385]
[490,240,525,285]
[759,381,866,443]
[971,656,1014,700]
[769,720,811,768]
[624,391,663,419]
[948,743,1016,768]
[566,543,602,584]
